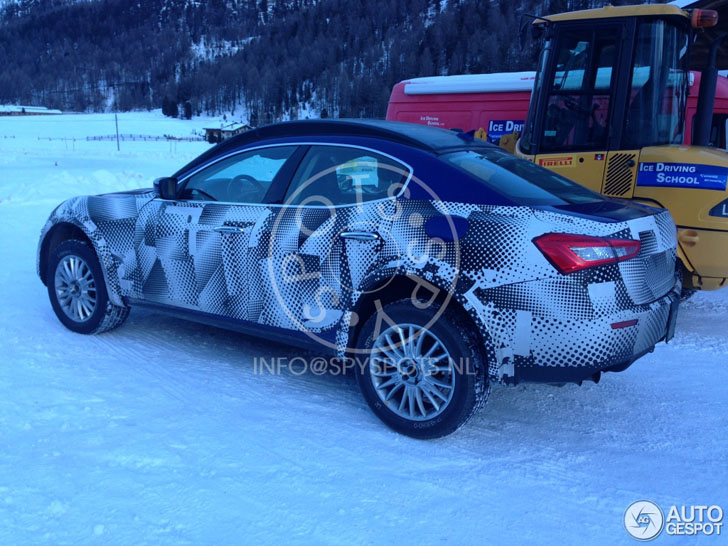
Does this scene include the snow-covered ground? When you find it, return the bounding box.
[0,112,726,545]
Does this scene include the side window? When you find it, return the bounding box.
[541,27,618,153]
[180,146,297,203]
[283,146,409,206]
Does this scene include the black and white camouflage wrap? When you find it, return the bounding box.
[38,188,680,383]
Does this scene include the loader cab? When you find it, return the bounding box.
[519,6,692,198]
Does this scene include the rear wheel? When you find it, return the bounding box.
[47,239,128,334]
[355,300,489,439]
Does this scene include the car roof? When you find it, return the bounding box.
[230,119,494,153]
[175,119,494,178]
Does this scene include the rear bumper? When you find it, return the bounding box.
[513,347,653,385]
[508,282,681,385]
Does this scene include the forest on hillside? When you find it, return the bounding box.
[0,0,655,122]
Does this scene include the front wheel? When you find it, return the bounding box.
[355,300,489,439]
[47,239,129,334]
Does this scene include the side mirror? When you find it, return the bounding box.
[153,177,178,200]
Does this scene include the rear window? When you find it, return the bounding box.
[443,149,604,206]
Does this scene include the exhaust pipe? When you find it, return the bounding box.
[693,34,728,147]
[577,371,602,386]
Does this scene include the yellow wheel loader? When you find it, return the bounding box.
[507,4,728,291]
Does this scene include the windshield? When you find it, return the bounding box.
[623,19,690,148]
[537,24,621,153]
[443,149,605,206]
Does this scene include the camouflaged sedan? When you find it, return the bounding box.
[38,120,681,438]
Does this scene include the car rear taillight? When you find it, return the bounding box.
[533,233,641,274]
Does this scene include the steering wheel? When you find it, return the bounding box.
[562,96,594,118]
[231,174,265,193]
[545,103,576,146]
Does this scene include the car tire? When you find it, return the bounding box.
[47,239,129,334]
[355,299,489,439]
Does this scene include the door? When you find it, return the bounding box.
[533,23,624,192]
[250,144,411,344]
[136,145,301,317]
[613,19,691,197]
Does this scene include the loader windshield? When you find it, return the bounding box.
[524,22,622,154]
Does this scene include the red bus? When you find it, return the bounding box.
[386,70,728,150]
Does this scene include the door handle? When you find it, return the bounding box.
[339,231,380,241]
[214,225,246,234]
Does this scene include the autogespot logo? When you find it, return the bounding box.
[624,500,665,541]
[624,501,725,540]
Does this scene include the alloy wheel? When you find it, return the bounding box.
[54,255,97,323]
[370,324,456,421]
